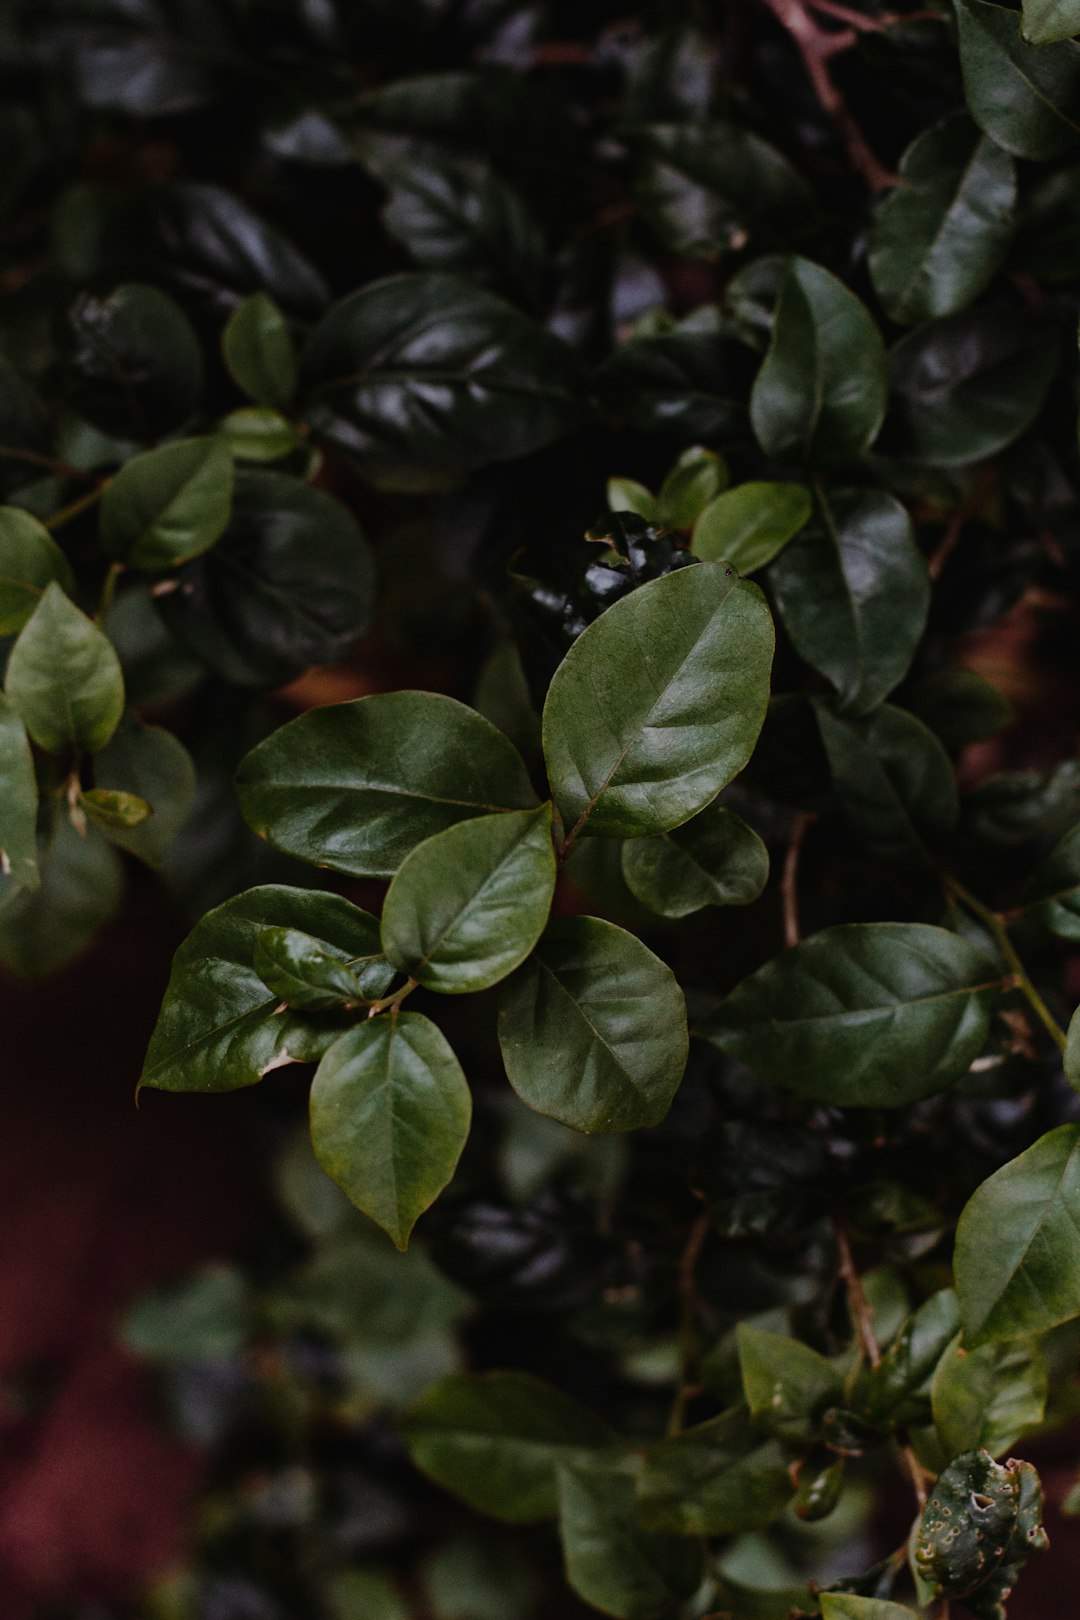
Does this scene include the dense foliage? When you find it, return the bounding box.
[5,0,1080,1615]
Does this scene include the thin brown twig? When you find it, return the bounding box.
[833,1216,881,1367]
[0,444,100,484]
[667,1203,710,1437]
[781,810,814,950]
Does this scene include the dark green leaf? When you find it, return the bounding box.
[0,354,50,499]
[403,1371,619,1523]
[954,1124,1080,1344]
[381,805,556,993]
[0,506,75,636]
[123,1265,251,1364]
[222,292,298,409]
[139,886,386,1093]
[301,273,582,492]
[903,669,1013,751]
[542,562,773,839]
[156,469,375,688]
[915,1450,1048,1617]
[100,435,234,570]
[309,1013,472,1249]
[1067,1008,1080,1089]
[498,915,688,1132]
[6,582,124,754]
[737,1325,843,1443]
[594,328,755,438]
[691,480,811,573]
[768,487,929,715]
[0,810,123,978]
[931,1335,1047,1457]
[1022,0,1080,42]
[868,113,1016,325]
[622,25,713,121]
[0,692,38,903]
[92,711,196,866]
[862,1289,962,1424]
[956,0,1080,160]
[621,803,769,918]
[1020,822,1080,939]
[816,702,958,867]
[637,1408,792,1536]
[750,258,887,467]
[708,922,999,1107]
[236,692,537,879]
[253,926,389,1011]
[66,282,203,440]
[556,1459,704,1620]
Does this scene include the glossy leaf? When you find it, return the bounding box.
[932,1335,1047,1458]
[816,702,959,868]
[869,113,1016,325]
[956,0,1080,160]
[0,506,76,635]
[595,329,755,439]
[1022,0,1080,42]
[403,1371,619,1523]
[542,562,773,839]
[140,887,386,1093]
[310,1014,472,1249]
[863,1289,962,1424]
[915,1451,1047,1613]
[0,693,38,903]
[621,803,769,918]
[737,1325,843,1444]
[709,923,999,1107]
[556,1459,704,1620]
[92,712,196,866]
[381,805,556,993]
[954,1123,1080,1345]
[301,273,582,492]
[237,692,538,879]
[222,291,297,409]
[1020,822,1080,939]
[768,487,929,715]
[750,258,887,467]
[6,582,124,755]
[637,1408,792,1536]
[100,435,234,570]
[498,915,688,1132]
[253,926,390,1010]
[66,282,203,440]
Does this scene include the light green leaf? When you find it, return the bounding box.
[79,787,151,830]
[0,809,123,978]
[6,582,124,754]
[657,445,727,528]
[403,1371,619,1523]
[749,258,887,467]
[556,1459,704,1620]
[100,435,234,570]
[92,712,196,866]
[498,915,688,1133]
[607,477,660,522]
[821,1598,919,1620]
[816,702,958,868]
[954,1123,1080,1345]
[139,886,386,1093]
[1020,822,1080,939]
[219,406,303,462]
[868,112,1016,325]
[637,1408,792,1536]
[253,926,390,1010]
[932,1335,1047,1458]
[768,487,929,715]
[621,802,768,918]
[708,922,999,1107]
[1022,0,1080,42]
[542,562,773,839]
[222,291,298,409]
[0,506,75,635]
[381,805,556,993]
[737,1325,843,1444]
[956,0,1080,159]
[0,692,38,903]
[309,1013,472,1249]
[691,481,811,573]
[236,692,538,878]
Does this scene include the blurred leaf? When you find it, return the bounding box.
[6,582,124,754]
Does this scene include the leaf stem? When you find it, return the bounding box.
[0,444,99,483]
[45,481,107,532]
[781,810,814,949]
[98,559,123,620]
[666,1202,710,1437]
[833,1215,880,1368]
[366,977,418,1018]
[946,876,1068,1054]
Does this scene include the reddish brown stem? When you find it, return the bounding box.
[781,810,814,950]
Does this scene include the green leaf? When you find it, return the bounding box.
[542,562,773,839]
[219,407,303,463]
[820,1598,919,1620]
[816,702,958,868]
[1067,1008,1080,1089]
[1022,0,1080,42]
[657,445,728,528]
[326,1570,409,1620]
[79,787,151,830]
[556,1459,704,1620]
[595,328,754,439]
[0,506,75,635]
[632,121,818,258]
[749,258,887,467]
[381,805,556,993]
[309,1013,472,1249]
[123,1265,252,1364]
[6,582,124,754]
[65,282,204,441]
[887,308,1060,467]
[709,922,999,1107]
[0,809,123,978]
[301,272,582,492]
[92,711,196,866]
[956,0,1080,159]
[497,915,688,1133]
[737,1325,843,1444]
[100,435,234,570]
[1020,822,1080,939]
[621,803,769,918]
[768,487,929,715]
[0,693,39,903]
[139,886,386,1093]
[691,481,811,573]
[954,1124,1080,1345]
[862,1289,962,1424]
[222,291,298,409]
[931,1335,1047,1458]
[915,1451,1047,1613]
[607,478,661,523]
[868,112,1016,325]
[253,926,390,1010]
[236,692,538,879]
[903,669,1014,752]
[637,1408,793,1536]
[403,1371,619,1523]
